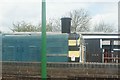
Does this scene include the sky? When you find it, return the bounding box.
[0,0,119,32]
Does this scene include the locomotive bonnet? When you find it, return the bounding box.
[1,17,85,63]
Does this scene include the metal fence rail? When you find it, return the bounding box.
[2,62,120,79]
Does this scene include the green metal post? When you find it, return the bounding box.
[41,0,47,79]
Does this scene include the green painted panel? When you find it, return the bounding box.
[2,33,68,62]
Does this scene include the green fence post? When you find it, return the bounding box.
[41,0,47,79]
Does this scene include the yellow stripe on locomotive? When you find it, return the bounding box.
[68,38,80,46]
[68,40,77,46]
[68,33,81,62]
[68,51,80,57]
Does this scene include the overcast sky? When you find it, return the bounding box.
[0,0,119,32]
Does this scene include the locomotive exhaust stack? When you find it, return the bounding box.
[61,17,71,33]
[61,17,85,62]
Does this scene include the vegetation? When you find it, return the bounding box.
[68,9,91,32]
[10,9,115,33]
[11,21,40,32]
[93,21,115,32]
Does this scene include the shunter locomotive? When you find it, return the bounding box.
[1,32,84,63]
[0,18,85,63]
